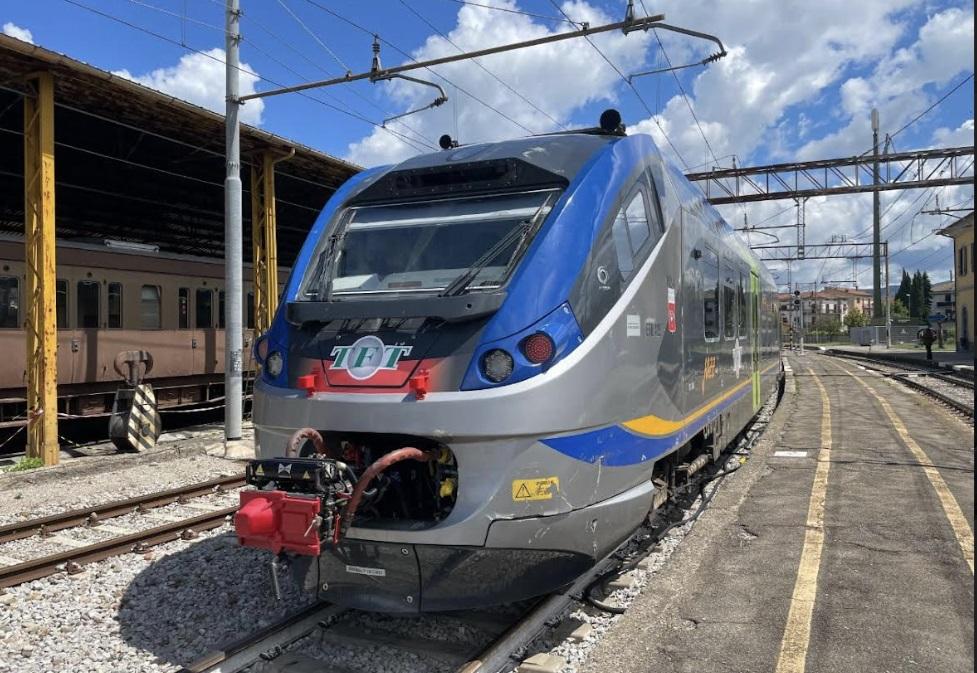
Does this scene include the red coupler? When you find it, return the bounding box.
[235,490,321,555]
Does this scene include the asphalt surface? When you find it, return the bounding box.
[582,352,974,673]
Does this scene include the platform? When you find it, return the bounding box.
[815,344,974,370]
[583,352,974,673]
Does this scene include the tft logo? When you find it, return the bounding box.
[329,336,412,380]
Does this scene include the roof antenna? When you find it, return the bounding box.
[369,35,449,128]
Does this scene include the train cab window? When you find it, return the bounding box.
[77,281,100,328]
[246,291,255,329]
[140,285,162,329]
[701,247,720,340]
[0,276,18,328]
[218,290,226,329]
[196,289,213,328]
[611,191,655,282]
[107,282,123,328]
[178,288,190,329]
[722,264,736,340]
[56,279,68,328]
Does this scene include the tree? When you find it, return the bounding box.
[895,269,911,306]
[891,298,910,320]
[921,271,933,319]
[820,317,843,338]
[909,271,924,319]
[845,307,868,329]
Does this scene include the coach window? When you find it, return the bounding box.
[218,290,226,329]
[0,276,17,328]
[77,280,100,329]
[107,282,123,328]
[196,288,213,328]
[178,288,190,329]
[722,263,736,339]
[140,285,162,329]
[56,279,68,328]
[702,247,720,340]
[737,271,747,335]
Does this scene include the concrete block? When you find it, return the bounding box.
[607,572,637,590]
[222,439,255,460]
[518,653,566,673]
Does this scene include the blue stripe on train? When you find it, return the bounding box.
[541,385,750,466]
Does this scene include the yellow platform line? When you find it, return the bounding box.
[775,366,832,673]
[836,361,975,574]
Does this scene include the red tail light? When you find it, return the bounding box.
[521,332,555,364]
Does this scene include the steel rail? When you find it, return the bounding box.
[823,351,974,419]
[0,506,237,588]
[0,474,245,544]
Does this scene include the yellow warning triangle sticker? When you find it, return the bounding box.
[302,471,311,480]
[255,465,264,476]
[514,483,532,499]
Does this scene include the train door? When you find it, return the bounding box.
[750,270,761,411]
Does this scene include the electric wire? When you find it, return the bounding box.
[546,0,690,168]
[124,0,228,34]
[300,0,536,135]
[440,0,579,26]
[397,0,567,132]
[60,0,435,153]
[276,0,351,73]
[232,3,436,147]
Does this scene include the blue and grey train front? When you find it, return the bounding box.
[239,128,664,612]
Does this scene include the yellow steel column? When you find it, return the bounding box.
[250,150,290,333]
[23,72,59,465]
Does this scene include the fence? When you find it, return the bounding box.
[849,325,928,346]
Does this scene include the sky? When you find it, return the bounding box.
[3,0,974,289]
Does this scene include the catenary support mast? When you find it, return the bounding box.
[224,0,243,442]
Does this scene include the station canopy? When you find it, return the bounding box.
[0,35,361,265]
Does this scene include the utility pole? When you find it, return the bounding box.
[224,0,243,443]
[871,108,883,323]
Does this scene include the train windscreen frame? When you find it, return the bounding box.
[299,188,560,301]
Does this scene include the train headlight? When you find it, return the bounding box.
[481,349,514,383]
[266,351,284,378]
[520,332,555,364]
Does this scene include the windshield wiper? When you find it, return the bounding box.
[440,195,554,298]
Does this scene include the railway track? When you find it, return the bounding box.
[822,350,974,420]
[0,473,245,588]
[181,380,784,673]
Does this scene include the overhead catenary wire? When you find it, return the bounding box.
[275,0,350,73]
[60,0,436,153]
[441,0,580,27]
[299,0,536,136]
[397,0,568,133]
[546,0,690,169]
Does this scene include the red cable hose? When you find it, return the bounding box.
[342,447,433,531]
[287,427,327,457]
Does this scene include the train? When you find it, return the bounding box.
[0,235,278,439]
[236,110,783,612]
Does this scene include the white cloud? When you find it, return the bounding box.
[346,0,651,166]
[2,22,33,43]
[113,48,265,125]
[932,118,974,147]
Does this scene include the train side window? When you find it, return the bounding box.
[611,210,634,279]
[218,290,226,329]
[140,285,162,329]
[77,280,100,328]
[738,271,747,334]
[178,288,190,329]
[196,288,213,328]
[624,192,651,253]
[107,282,123,328]
[0,276,18,328]
[722,263,736,339]
[701,247,720,341]
[56,279,68,328]
[246,291,255,329]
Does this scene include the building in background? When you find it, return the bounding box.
[938,212,974,352]
[777,287,873,332]
[929,279,955,322]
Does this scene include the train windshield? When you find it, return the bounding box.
[301,189,559,300]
